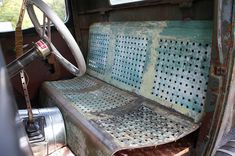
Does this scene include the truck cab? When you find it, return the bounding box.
[0,0,234,155]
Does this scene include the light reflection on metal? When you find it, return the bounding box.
[49,147,74,156]
[18,107,66,156]
[110,0,143,5]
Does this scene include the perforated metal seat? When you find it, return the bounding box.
[42,74,198,155]
[40,21,212,156]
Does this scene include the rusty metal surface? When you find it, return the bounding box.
[41,21,213,155]
[40,82,118,156]
[114,135,193,156]
[196,0,235,155]
[95,105,197,147]
[76,0,213,61]
[87,21,212,121]
[42,74,198,155]
[1,32,74,109]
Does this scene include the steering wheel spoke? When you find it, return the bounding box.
[51,44,80,76]
[27,0,86,76]
[42,14,52,42]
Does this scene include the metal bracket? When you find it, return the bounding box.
[23,116,45,143]
[214,65,227,76]
[20,70,34,122]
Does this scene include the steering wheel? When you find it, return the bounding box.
[26,0,86,77]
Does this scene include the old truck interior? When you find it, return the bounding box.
[0,0,235,155]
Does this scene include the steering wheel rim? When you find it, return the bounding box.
[26,0,86,76]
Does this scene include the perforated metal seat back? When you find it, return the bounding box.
[87,21,212,122]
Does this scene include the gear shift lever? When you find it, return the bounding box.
[7,40,51,142]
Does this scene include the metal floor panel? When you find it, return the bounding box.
[43,74,198,154]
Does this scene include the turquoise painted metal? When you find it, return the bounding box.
[42,21,213,155]
[87,21,212,122]
[43,74,198,153]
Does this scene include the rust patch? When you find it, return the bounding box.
[114,134,194,156]
[214,65,227,76]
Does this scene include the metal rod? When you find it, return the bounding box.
[19,70,34,123]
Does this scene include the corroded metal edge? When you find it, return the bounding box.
[40,75,200,156]
[40,84,117,156]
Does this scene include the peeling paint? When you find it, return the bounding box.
[87,21,212,122]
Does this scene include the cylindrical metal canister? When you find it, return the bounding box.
[18,107,66,156]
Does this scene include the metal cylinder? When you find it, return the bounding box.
[18,107,66,156]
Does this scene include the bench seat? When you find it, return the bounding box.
[40,21,212,156]
[41,74,198,155]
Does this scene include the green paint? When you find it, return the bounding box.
[83,21,212,122]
